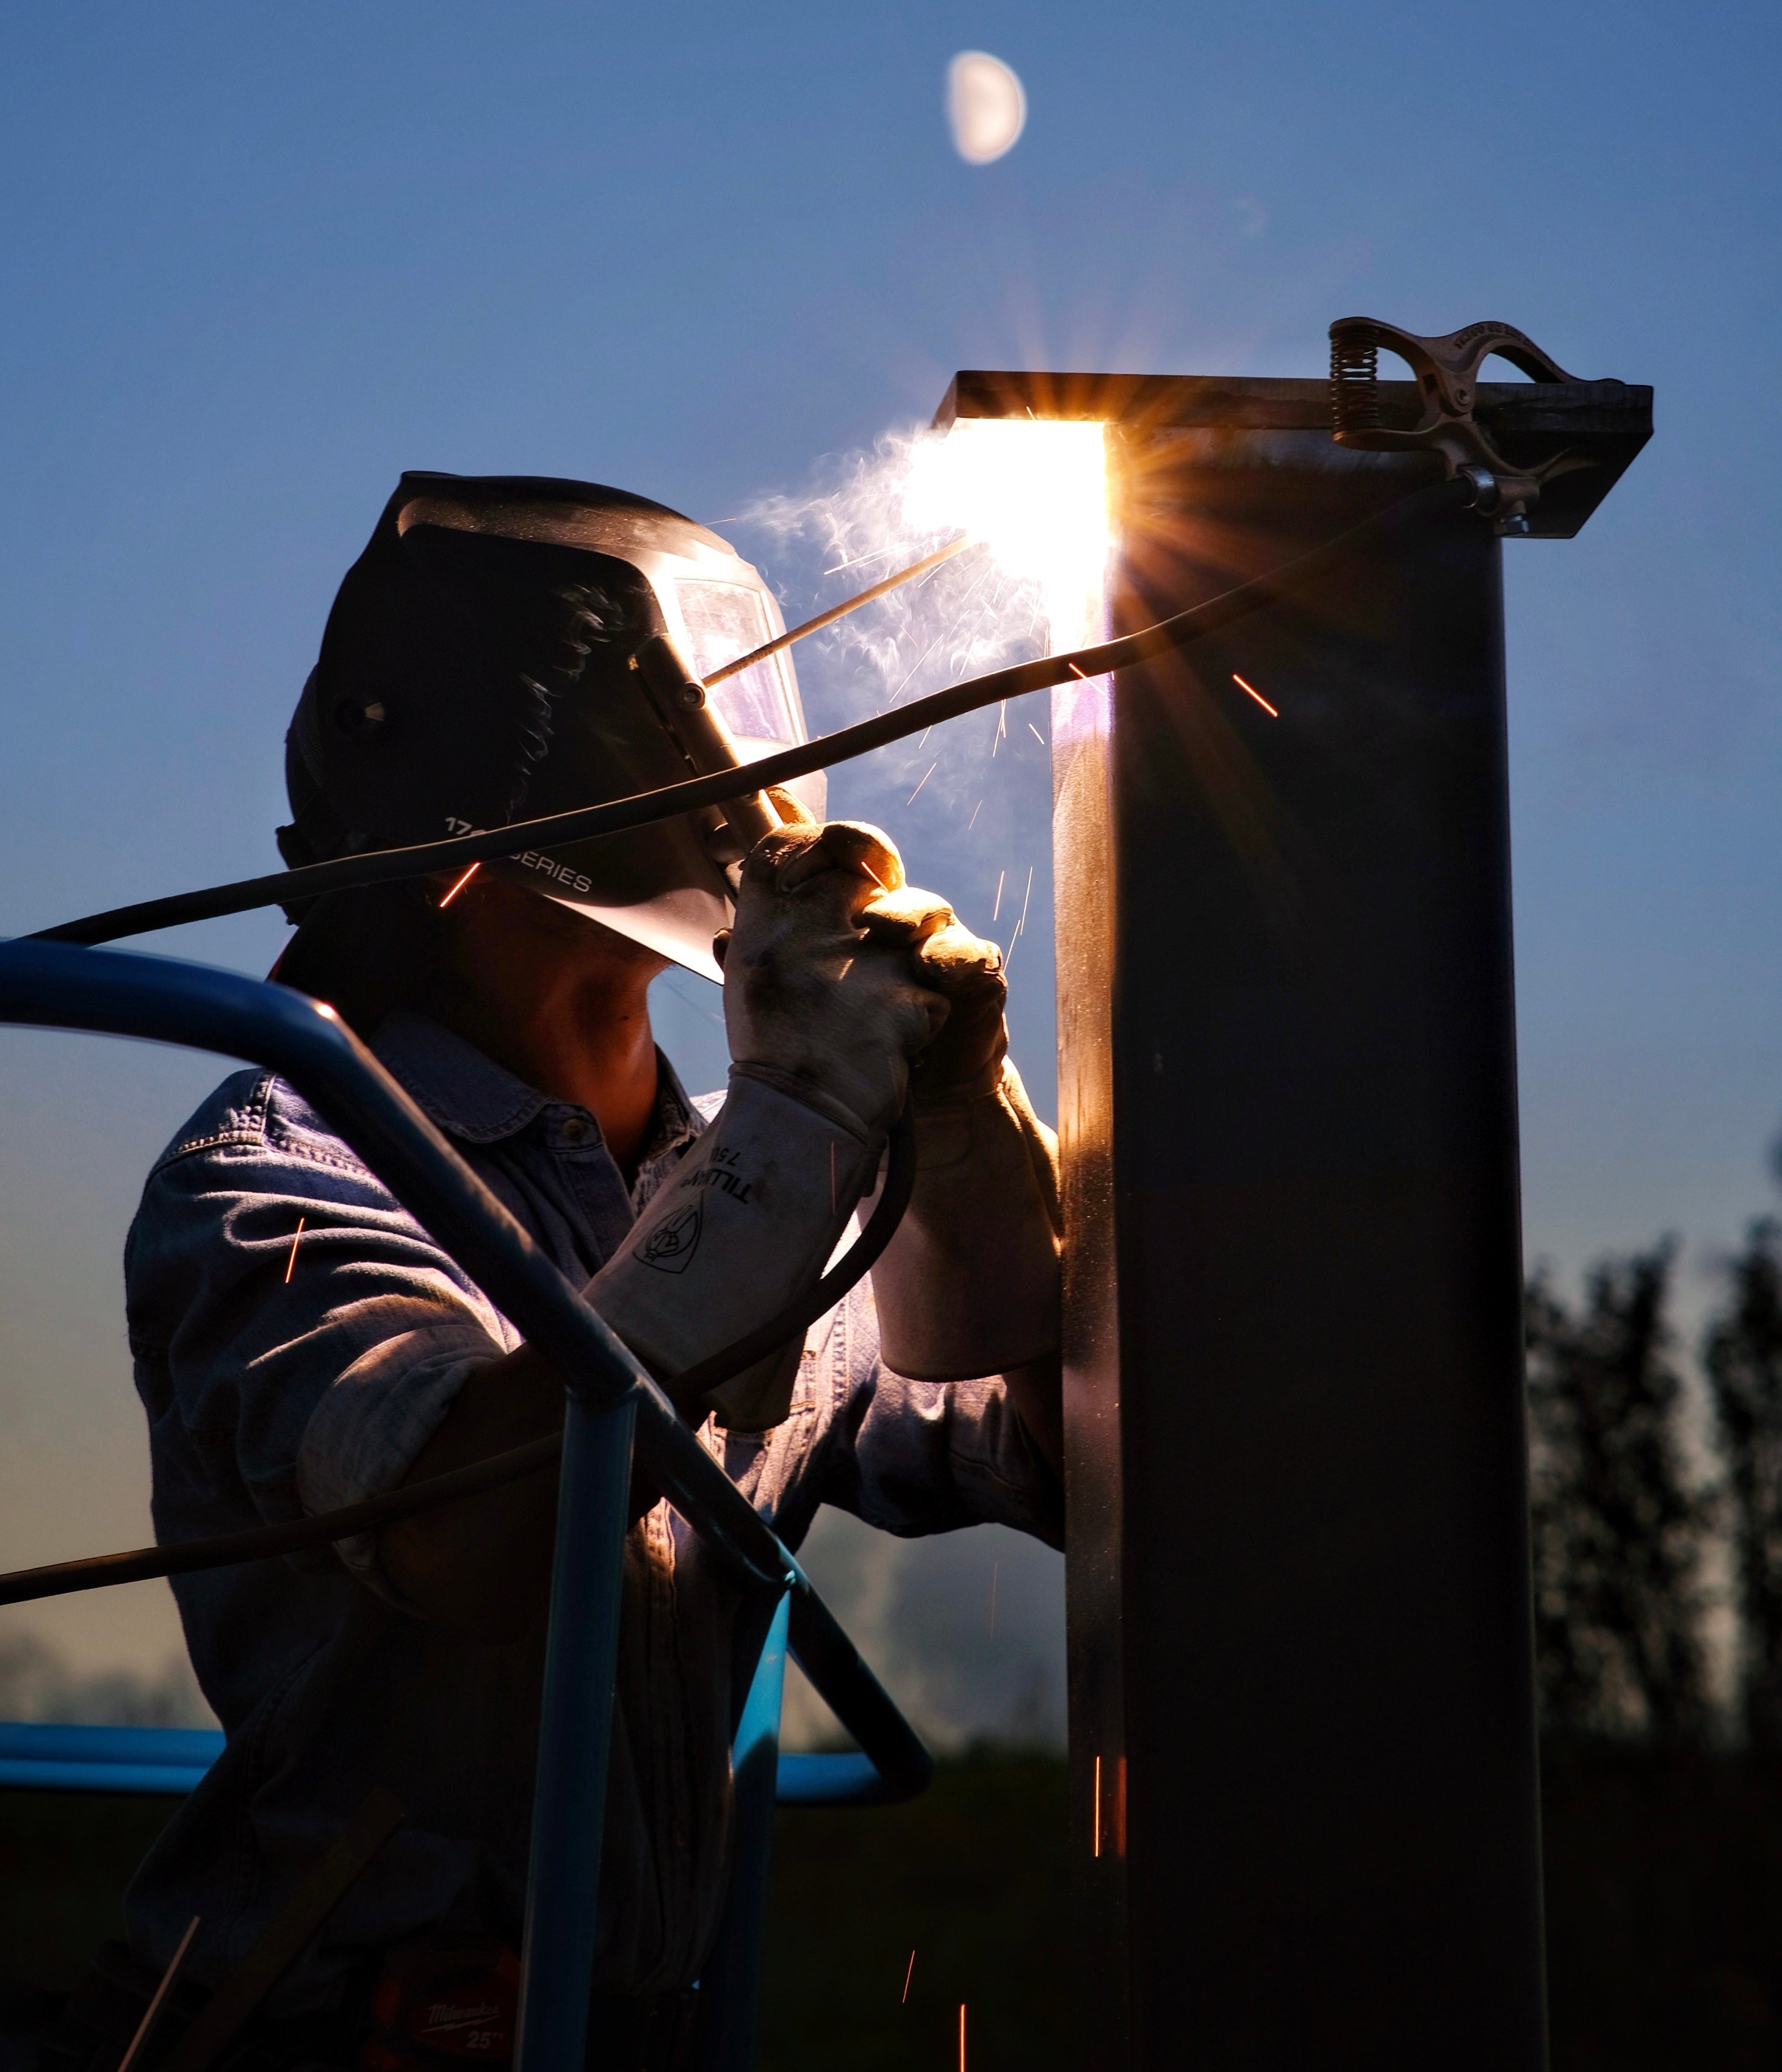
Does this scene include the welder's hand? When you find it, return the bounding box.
[715,821,951,1137]
[905,919,1008,1104]
[764,784,820,831]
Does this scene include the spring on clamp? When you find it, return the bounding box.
[1329,333,1383,439]
[1327,315,1593,532]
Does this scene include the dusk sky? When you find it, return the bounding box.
[1,2,1777,1736]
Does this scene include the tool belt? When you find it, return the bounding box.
[35,1940,703,2072]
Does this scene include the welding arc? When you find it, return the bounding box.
[702,533,975,687]
[0,1109,918,1610]
[32,478,1472,948]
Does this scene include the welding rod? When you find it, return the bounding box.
[702,534,975,687]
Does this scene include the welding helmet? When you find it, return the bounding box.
[278,471,822,984]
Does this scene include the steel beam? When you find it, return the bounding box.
[940,367,1650,2069]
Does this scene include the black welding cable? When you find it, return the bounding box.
[33,477,1474,948]
[0,476,1476,1606]
[0,1109,919,1610]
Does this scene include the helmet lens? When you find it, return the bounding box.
[674,579,797,743]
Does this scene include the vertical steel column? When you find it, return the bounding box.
[1064,455,1543,2070]
[933,365,1649,2072]
[514,1391,638,2072]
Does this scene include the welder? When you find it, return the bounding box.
[67,475,1062,2072]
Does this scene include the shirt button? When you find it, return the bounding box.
[561,1118,588,1144]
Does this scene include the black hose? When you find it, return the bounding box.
[0,1107,919,1609]
[32,479,1473,948]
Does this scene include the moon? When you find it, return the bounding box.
[946,51,1026,166]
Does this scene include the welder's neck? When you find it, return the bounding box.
[430,879,668,1179]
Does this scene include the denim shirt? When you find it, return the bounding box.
[121,1010,1062,2009]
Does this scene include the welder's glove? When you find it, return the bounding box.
[866,913,1063,1382]
[717,819,951,1136]
[590,821,951,1430]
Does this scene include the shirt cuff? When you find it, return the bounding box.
[297,1319,508,1593]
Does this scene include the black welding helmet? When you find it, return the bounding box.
[278,471,821,984]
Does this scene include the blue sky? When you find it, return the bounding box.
[1,1,1777,1723]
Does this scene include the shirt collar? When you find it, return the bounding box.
[372,1009,704,1163]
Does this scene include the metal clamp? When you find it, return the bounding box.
[1329,316,1587,533]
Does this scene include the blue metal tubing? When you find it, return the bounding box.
[696,1594,791,2072]
[0,1722,223,1796]
[0,1722,897,1808]
[514,1392,639,2072]
[772,1752,890,1807]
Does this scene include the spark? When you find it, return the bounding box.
[938,581,1014,701]
[1094,1755,1102,1858]
[1003,865,1036,975]
[959,2004,967,2072]
[919,724,932,747]
[439,863,480,907]
[1067,662,1088,680]
[887,563,994,705]
[1028,722,1045,746]
[823,543,900,577]
[284,1216,306,1284]
[988,1559,998,1637]
[968,799,984,829]
[990,699,1008,755]
[906,762,937,805]
[992,870,1006,922]
[902,1950,916,2003]
[1232,673,1279,718]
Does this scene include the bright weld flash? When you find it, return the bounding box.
[905,418,1112,651]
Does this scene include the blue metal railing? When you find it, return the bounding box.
[0,1723,891,1810]
[0,1722,225,1795]
[0,938,931,2072]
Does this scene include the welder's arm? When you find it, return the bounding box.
[585,818,949,1431]
[381,1342,569,1640]
[865,915,1064,1395]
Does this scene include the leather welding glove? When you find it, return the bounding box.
[586,821,948,1431]
[864,906,1063,1381]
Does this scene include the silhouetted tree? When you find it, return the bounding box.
[1526,1242,1709,1744]
[1705,1215,1782,1749]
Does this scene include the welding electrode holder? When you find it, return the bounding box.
[630,633,782,856]
[1329,315,1595,533]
